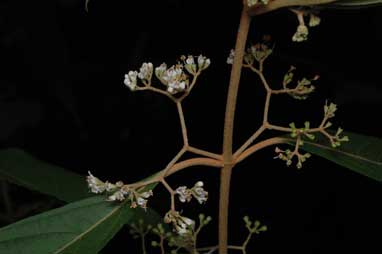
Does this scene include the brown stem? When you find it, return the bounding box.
[131,157,223,189]
[137,86,177,102]
[234,125,266,158]
[161,179,176,211]
[162,147,187,177]
[219,6,251,254]
[188,146,222,160]
[235,137,289,163]
[177,102,189,146]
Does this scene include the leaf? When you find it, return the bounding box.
[328,0,382,8]
[0,149,165,244]
[0,149,90,203]
[287,131,382,182]
[0,196,144,254]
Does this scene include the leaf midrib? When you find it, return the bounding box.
[292,139,382,166]
[53,204,124,254]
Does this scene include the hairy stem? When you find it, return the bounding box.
[219,6,251,254]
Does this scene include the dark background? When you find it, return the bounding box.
[0,0,381,253]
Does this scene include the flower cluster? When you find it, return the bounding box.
[155,64,189,94]
[175,181,208,204]
[322,102,349,147]
[243,216,267,234]
[124,62,154,91]
[227,36,273,66]
[292,10,321,42]
[124,71,138,91]
[124,55,210,96]
[289,122,315,140]
[164,210,195,235]
[86,171,153,209]
[283,66,318,100]
[247,0,269,7]
[181,55,211,75]
[274,146,311,169]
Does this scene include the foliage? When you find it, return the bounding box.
[0,1,381,254]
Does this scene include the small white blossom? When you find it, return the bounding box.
[155,63,167,79]
[124,71,138,91]
[105,182,117,192]
[175,186,192,203]
[130,190,153,209]
[107,190,125,201]
[309,14,321,27]
[191,181,208,204]
[138,62,153,81]
[227,49,235,64]
[247,0,269,7]
[292,25,309,42]
[197,55,211,70]
[164,211,195,235]
[160,65,188,94]
[86,171,106,194]
[184,55,197,74]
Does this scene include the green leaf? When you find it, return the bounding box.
[0,196,143,254]
[0,149,90,203]
[287,131,382,182]
[323,0,382,8]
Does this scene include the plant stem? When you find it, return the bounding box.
[219,6,251,254]
[140,232,147,254]
[188,146,222,160]
[177,102,189,146]
[236,137,289,163]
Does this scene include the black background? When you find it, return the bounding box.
[0,0,381,253]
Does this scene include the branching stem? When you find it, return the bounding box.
[219,6,251,254]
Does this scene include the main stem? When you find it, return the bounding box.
[219,6,251,254]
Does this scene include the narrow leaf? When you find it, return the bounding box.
[0,149,90,202]
[330,0,382,8]
[0,149,165,240]
[0,196,144,254]
[287,132,382,182]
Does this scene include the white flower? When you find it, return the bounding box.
[164,211,195,235]
[186,56,195,65]
[138,62,153,81]
[197,55,211,70]
[124,71,138,91]
[175,186,192,203]
[105,181,117,192]
[309,14,321,27]
[107,190,125,201]
[130,190,153,209]
[160,65,188,94]
[191,181,208,204]
[292,25,309,42]
[184,55,197,74]
[155,63,167,79]
[227,49,235,64]
[86,171,106,194]
[138,63,153,80]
